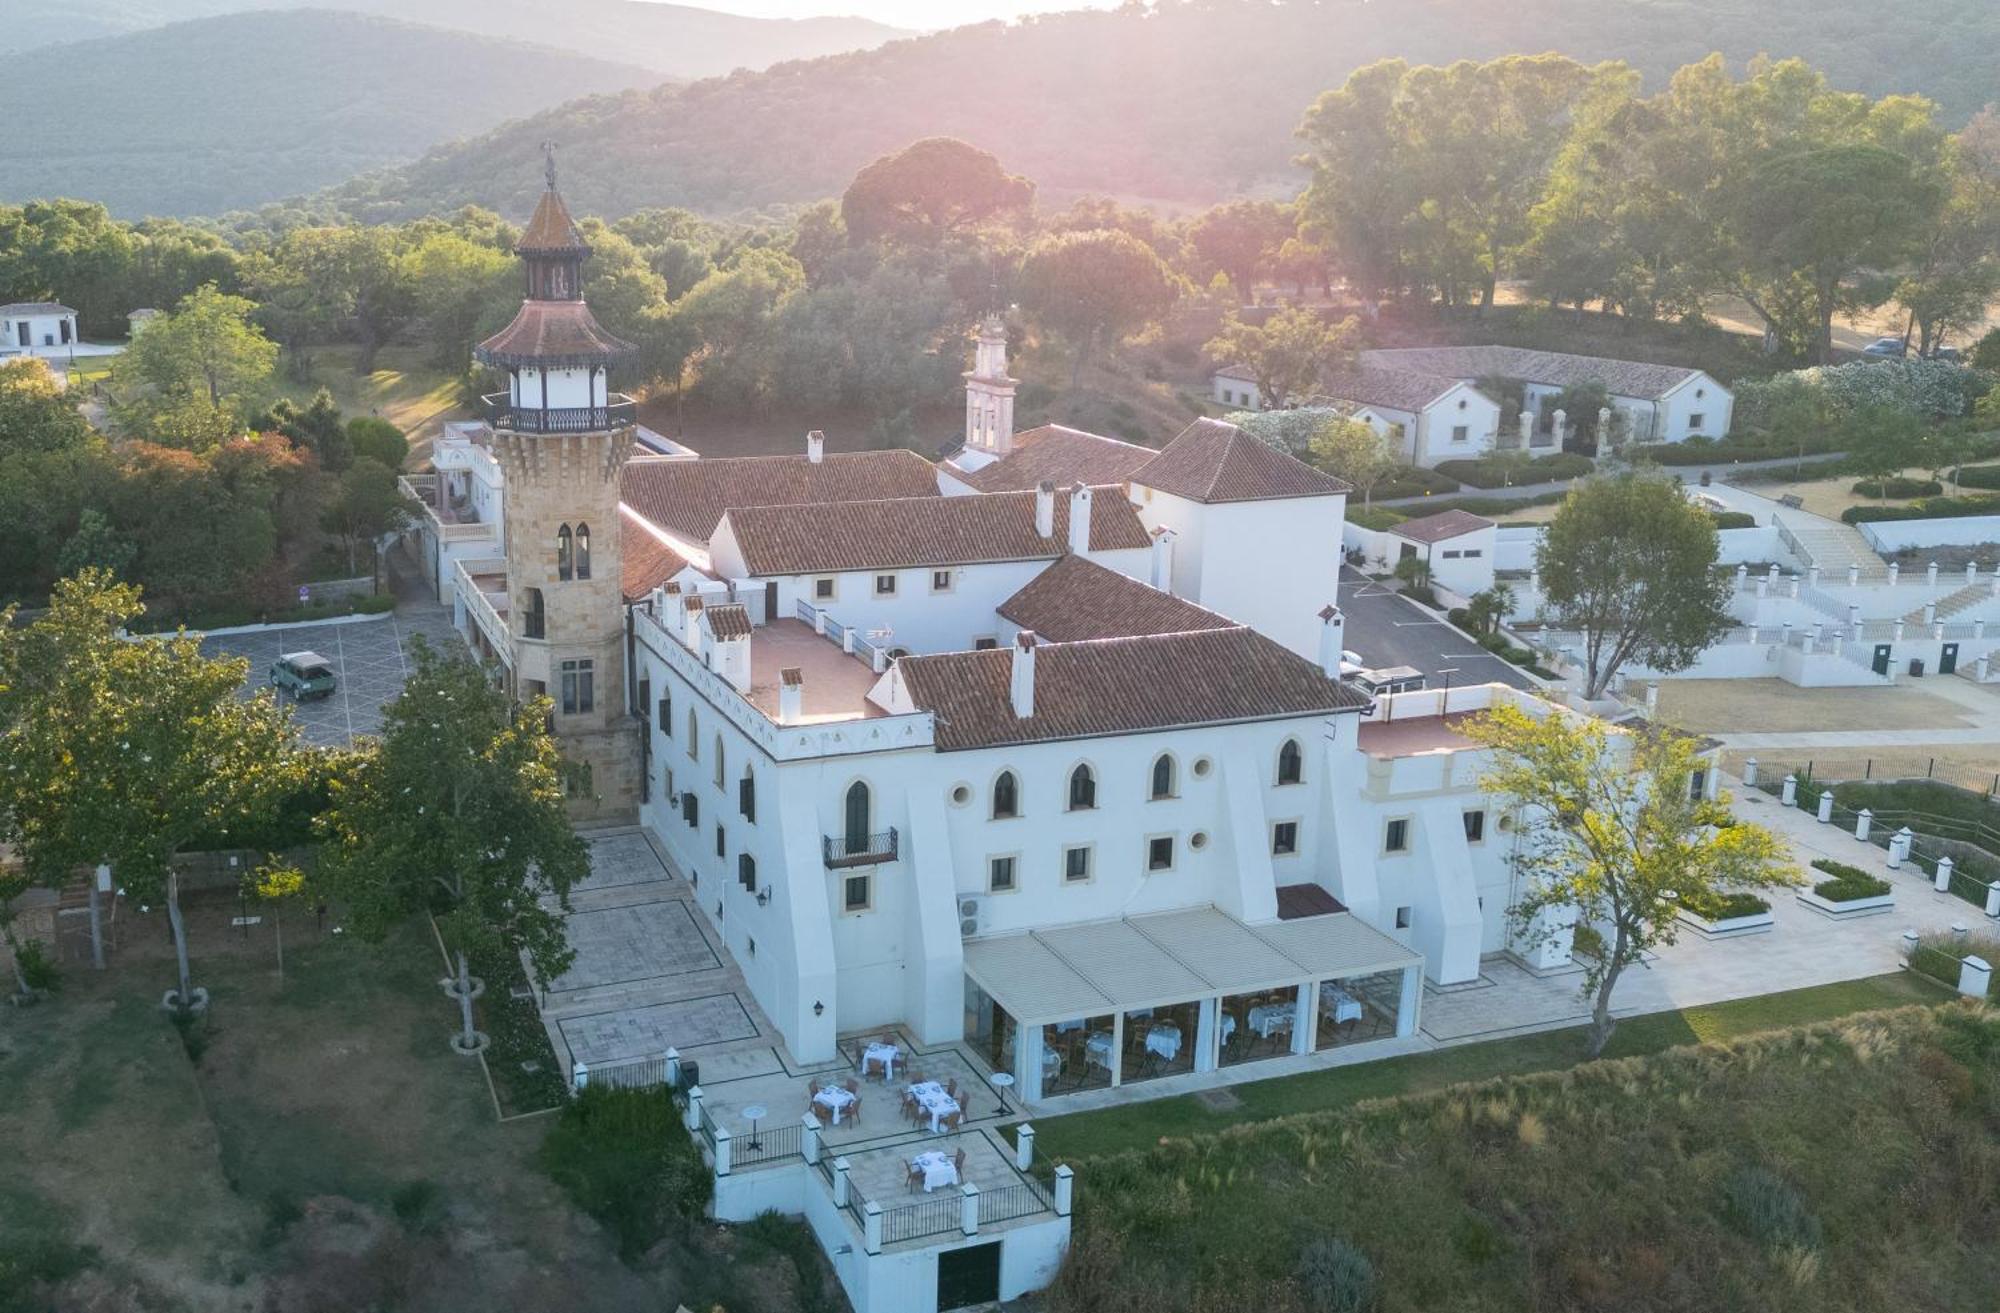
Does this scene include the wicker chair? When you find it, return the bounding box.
[940,1109,963,1133]
[952,1148,966,1176]
[905,1162,924,1193]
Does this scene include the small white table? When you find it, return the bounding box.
[1320,985,1363,1026]
[988,1070,1015,1115]
[912,1149,958,1193]
[909,1080,961,1132]
[1144,1024,1182,1062]
[741,1103,769,1151]
[1084,1031,1115,1070]
[863,1041,901,1080]
[812,1085,857,1126]
[1248,1003,1295,1039]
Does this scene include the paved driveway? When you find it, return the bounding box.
[202,606,463,747]
[1338,566,1532,691]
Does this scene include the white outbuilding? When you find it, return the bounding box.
[0,302,79,355]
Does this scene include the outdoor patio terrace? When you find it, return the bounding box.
[1357,710,1483,758]
[742,619,886,723]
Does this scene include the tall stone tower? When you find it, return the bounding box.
[962,311,1017,459]
[474,149,640,819]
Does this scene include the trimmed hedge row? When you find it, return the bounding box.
[1628,438,1794,467]
[1842,494,2000,524]
[1434,452,1593,487]
[1809,858,1893,903]
[1709,510,1757,531]
[1851,477,1944,499]
[131,590,394,634]
[1957,464,2000,490]
[1375,466,1460,499]
[1683,890,1772,920]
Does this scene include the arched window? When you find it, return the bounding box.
[843,781,872,855]
[991,770,1019,820]
[687,709,698,759]
[713,735,725,788]
[1150,753,1176,800]
[556,524,573,581]
[575,522,592,580]
[522,587,545,639]
[1067,763,1096,811]
[1277,738,1303,786]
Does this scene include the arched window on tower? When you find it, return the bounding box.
[556,525,573,581]
[1278,738,1304,786]
[1150,753,1177,800]
[1067,763,1096,811]
[575,523,592,580]
[991,770,1019,820]
[843,781,872,855]
[523,587,545,640]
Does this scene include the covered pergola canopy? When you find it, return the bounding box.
[963,905,1420,1028]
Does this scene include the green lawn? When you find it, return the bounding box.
[273,343,468,439]
[1035,972,1949,1163]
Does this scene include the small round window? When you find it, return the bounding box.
[949,784,972,807]
[1192,757,1213,778]
[1190,831,1209,851]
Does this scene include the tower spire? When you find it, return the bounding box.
[542,140,558,191]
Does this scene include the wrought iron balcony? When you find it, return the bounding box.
[823,827,898,869]
[482,392,637,433]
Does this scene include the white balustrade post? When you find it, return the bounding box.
[1893,620,1905,643]
[1779,774,1797,806]
[1980,655,1992,682]
[1855,808,1873,842]
[833,1156,852,1206]
[1808,565,1822,589]
[961,1184,980,1236]
[1735,564,1748,591]
[1958,955,1992,998]
[1923,602,1936,626]
[1988,881,2000,920]
[841,628,855,655]
[666,1047,681,1089]
[1849,564,1861,586]
[1889,828,1912,869]
[1755,579,1768,599]
[1816,790,1834,823]
[812,609,827,636]
[801,1115,822,1166]
[1646,681,1659,714]
[1887,562,1901,586]
[714,1128,733,1176]
[1932,854,1952,892]
[1743,758,1759,788]
[1974,620,1987,640]
[685,1085,704,1132]
[1935,622,1946,641]
[572,1061,589,1092]
[1967,562,1979,585]
[1848,603,1862,629]
[1015,1123,1036,1171]
[1789,577,1800,599]
[1054,1164,1075,1217]
[1768,563,1780,584]
[1926,561,1939,586]
[863,1200,883,1255]
[1902,929,1921,962]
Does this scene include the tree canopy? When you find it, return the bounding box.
[840,138,1034,247]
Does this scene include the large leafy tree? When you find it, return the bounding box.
[111,283,277,423]
[1187,199,1295,302]
[324,457,418,581]
[0,356,94,455]
[1472,701,1791,1055]
[1536,473,1735,700]
[1017,229,1179,388]
[1204,306,1357,410]
[1307,414,1400,508]
[0,571,303,1008]
[841,138,1034,247]
[317,641,587,1052]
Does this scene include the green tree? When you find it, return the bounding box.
[0,571,303,1009]
[346,417,409,470]
[1536,473,1735,700]
[0,357,93,454]
[324,457,418,580]
[1471,700,1792,1055]
[317,641,587,1052]
[54,508,135,582]
[1187,199,1295,302]
[0,199,138,337]
[111,284,277,417]
[401,227,514,369]
[671,247,806,409]
[1845,404,1929,494]
[840,137,1034,247]
[1307,414,1400,508]
[1204,306,1358,411]
[264,388,351,472]
[1017,229,1179,388]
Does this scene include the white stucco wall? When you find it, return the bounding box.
[1137,487,1347,660]
[1858,515,2000,552]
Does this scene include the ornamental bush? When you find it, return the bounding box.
[1851,477,1943,499]
[1843,494,2000,523]
[1800,359,1989,418]
[1809,859,1892,902]
[1435,452,1592,487]
[1681,890,1771,921]
[1297,1236,1375,1313]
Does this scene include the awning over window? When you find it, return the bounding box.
[962,905,1420,1027]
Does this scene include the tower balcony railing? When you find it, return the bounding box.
[482,392,637,433]
[823,828,899,869]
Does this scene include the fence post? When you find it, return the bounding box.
[1054,1164,1075,1217]
[1926,561,1939,586]
[863,1201,883,1255]
[833,1156,851,1206]
[1967,561,1979,585]
[802,1115,822,1166]
[1015,1123,1036,1171]
[1901,929,1921,962]
[961,1184,981,1236]
[666,1047,680,1089]
[571,1061,589,1092]
[1923,601,1936,626]
[1781,774,1798,807]
[1816,791,1834,824]
[1957,955,1992,998]
[1892,620,1905,643]
[1849,564,1861,587]
[1987,881,2000,920]
[1934,855,1953,893]
[1743,758,1759,788]
[1735,564,1747,591]
[1808,565,1821,589]
[714,1128,733,1177]
[1888,563,1901,587]
[685,1085,704,1132]
[1855,809,1873,842]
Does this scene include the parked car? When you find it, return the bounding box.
[1860,336,1907,358]
[1924,346,1963,364]
[269,651,336,701]
[1353,665,1427,696]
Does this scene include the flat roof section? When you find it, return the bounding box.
[1356,711,1484,759]
[742,618,885,723]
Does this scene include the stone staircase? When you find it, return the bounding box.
[1775,512,1889,582]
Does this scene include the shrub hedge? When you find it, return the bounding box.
[1628,437,1792,466]
[1434,452,1592,488]
[1851,477,1944,498]
[1708,510,1757,530]
[131,590,395,633]
[1809,858,1892,902]
[1375,466,1460,499]
[1842,494,2000,524]
[1348,505,1408,531]
[1682,890,1772,921]
[539,1085,713,1262]
[1956,463,2000,490]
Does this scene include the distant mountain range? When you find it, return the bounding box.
[315,0,2000,225]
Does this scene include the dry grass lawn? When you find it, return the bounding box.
[1655,678,1974,735]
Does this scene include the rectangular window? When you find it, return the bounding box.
[1147,836,1175,872]
[739,773,756,823]
[636,676,650,720]
[1384,818,1409,854]
[1442,549,1462,559]
[843,873,872,913]
[874,573,897,597]
[1463,809,1486,843]
[1688,768,1708,803]
[714,824,726,859]
[1272,821,1298,856]
[1451,424,1469,443]
[973,637,999,651]
[931,569,954,593]
[1395,905,1412,930]
[1462,549,1482,559]
[814,577,836,601]
[683,792,699,827]
[1063,845,1092,883]
[738,853,756,891]
[1688,413,1705,431]
[559,659,594,715]
[988,855,1017,893]
[657,692,671,733]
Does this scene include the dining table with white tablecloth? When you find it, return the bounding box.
[1319,984,1363,1026]
[862,1041,901,1080]
[1247,1002,1296,1038]
[1083,1030,1115,1069]
[1041,1043,1063,1076]
[908,1079,960,1132]
[911,1149,959,1193]
[1142,1023,1182,1062]
[812,1085,857,1125]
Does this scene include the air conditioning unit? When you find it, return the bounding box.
[958,896,983,938]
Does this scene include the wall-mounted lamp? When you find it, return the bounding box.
[813,1000,825,1018]
[757,887,772,906]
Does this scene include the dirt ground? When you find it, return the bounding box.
[1654,678,1976,734]
[0,891,776,1313]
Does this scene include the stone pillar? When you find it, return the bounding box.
[1816,791,1834,823]
[1923,602,1936,626]
[1396,962,1423,1038]
[833,1157,852,1206]
[1293,985,1316,1056]
[1934,622,1946,642]
[1967,562,1979,585]
[1518,411,1533,449]
[1743,759,1759,788]
[1974,620,1986,640]
[812,609,827,636]
[666,1047,681,1088]
[1552,408,1568,448]
[1814,621,1826,643]
[1978,655,1991,682]
[1847,603,1862,629]
[840,627,855,655]
[1808,565,1821,589]
[1988,881,2000,920]
[1646,682,1660,713]
[960,1184,980,1236]
[713,1128,733,1176]
[1767,564,1780,584]
[1888,827,1911,869]
[1926,561,1939,586]
[572,1061,589,1091]
[685,1085,704,1132]
[1735,564,1748,591]
[1790,577,1801,599]
[1893,621,1905,642]
[1015,1123,1036,1171]
[1054,1165,1075,1217]
[1855,809,1873,842]
[1781,775,1798,807]
[1755,579,1768,599]
[1990,572,2000,597]
[1959,956,1992,998]
[1888,563,1901,586]
[1849,564,1861,586]
[1781,622,1793,647]
[802,1115,821,1166]
[1932,854,1951,892]
[863,1201,883,1255]
[1194,997,1220,1073]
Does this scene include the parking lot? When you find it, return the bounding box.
[1338,566,1532,691]
[201,606,463,747]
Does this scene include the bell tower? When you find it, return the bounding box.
[475,146,640,818]
[962,311,1017,459]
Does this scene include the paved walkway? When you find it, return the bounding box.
[1379,452,1846,508]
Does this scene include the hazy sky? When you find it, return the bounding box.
[684,1,1118,30]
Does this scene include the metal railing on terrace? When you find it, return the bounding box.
[482,392,637,433]
[824,829,899,868]
[1749,764,2000,908]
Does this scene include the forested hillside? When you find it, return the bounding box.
[322,0,2000,223]
[0,0,909,78]
[0,12,663,218]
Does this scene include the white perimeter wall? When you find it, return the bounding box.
[1858,515,2000,552]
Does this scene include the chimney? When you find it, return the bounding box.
[778,667,804,724]
[1066,483,1092,556]
[806,429,825,464]
[1010,630,1037,718]
[1150,526,1176,593]
[1034,480,1055,538]
[1317,604,1345,679]
[683,595,706,654]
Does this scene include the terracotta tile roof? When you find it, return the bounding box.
[721,486,1149,577]
[620,450,939,544]
[998,555,1233,642]
[474,299,634,368]
[704,603,752,641]
[1390,508,1495,544]
[896,626,1369,750]
[620,509,693,601]
[1133,419,1352,504]
[1318,365,1467,413]
[517,186,588,255]
[960,425,1158,492]
[1360,346,1704,401]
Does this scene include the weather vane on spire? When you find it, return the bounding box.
[541,141,559,190]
